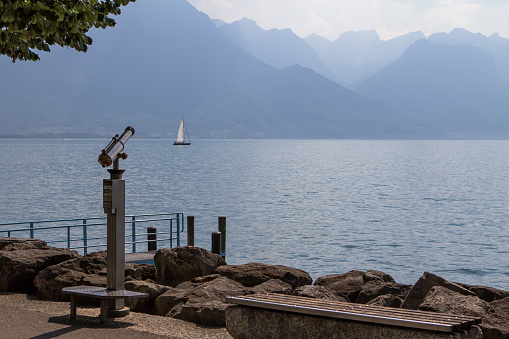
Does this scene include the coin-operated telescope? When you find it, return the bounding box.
[98,126,135,317]
[98,126,135,169]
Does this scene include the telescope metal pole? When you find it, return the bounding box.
[104,158,127,313]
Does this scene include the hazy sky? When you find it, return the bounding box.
[187,0,509,40]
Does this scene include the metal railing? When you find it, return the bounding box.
[0,213,184,255]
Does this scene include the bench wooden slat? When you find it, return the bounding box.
[246,294,476,325]
[226,293,482,333]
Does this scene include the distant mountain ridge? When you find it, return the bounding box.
[1,0,509,139]
[0,0,406,139]
[216,18,509,138]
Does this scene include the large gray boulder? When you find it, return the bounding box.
[153,274,248,326]
[125,280,170,313]
[457,283,509,303]
[0,236,80,292]
[420,286,509,338]
[314,270,365,302]
[0,237,47,250]
[214,262,312,289]
[34,251,154,300]
[248,279,293,295]
[367,294,404,308]
[356,280,412,304]
[356,270,411,304]
[293,285,349,302]
[401,272,476,310]
[154,246,225,287]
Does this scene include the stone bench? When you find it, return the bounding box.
[62,286,148,323]
[225,293,483,339]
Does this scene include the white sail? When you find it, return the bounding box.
[176,119,185,143]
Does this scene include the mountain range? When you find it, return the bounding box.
[1,0,509,139]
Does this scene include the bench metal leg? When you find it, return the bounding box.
[100,299,108,324]
[70,296,76,320]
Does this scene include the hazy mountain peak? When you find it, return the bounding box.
[238,17,258,26]
[489,33,509,43]
[212,18,228,27]
[428,28,487,45]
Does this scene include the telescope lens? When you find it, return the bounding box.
[98,153,112,167]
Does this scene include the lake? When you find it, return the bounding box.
[1,138,509,290]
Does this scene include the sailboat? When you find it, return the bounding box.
[173,118,191,145]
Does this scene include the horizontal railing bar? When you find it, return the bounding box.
[125,218,178,224]
[0,213,181,227]
[69,243,107,250]
[126,237,173,245]
[0,222,107,233]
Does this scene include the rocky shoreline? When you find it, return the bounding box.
[1,236,509,338]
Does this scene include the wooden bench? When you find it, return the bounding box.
[225,293,483,338]
[62,286,148,323]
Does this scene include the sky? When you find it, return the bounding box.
[186,0,509,41]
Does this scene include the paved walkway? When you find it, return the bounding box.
[0,292,232,339]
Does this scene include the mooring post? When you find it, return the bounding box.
[147,226,157,251]
[187,215,194,247]
[212,231,221,255]
[218,216,226,257]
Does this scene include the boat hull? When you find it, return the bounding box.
[173,142,191,145]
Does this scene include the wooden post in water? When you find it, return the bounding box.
[218,216,226,257]
[212,231,221,255]
[147,226,157,251]
[187,216,194,247]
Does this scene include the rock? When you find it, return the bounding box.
[419,286,509,338]
[214,262,312,289]
[293,285,349,302]
[125,263,156,281]
[34,251,153,300]
[248,279,293,295]
[0,236,80,292]
[125,280,169,313]
[356,280,412,304]
[154,246,225,287]
[0,237,47,250]
[363,270,395,283]
[153,275,248,326]
[490,297,509,338]
[314,270,365,302]
[367,294,403,308]
[457,283,509,303]
[401,272,476,310]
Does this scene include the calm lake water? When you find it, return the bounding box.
[1,138,509,290]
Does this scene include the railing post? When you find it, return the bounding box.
[187,216,194,247]
[218,216,226,257]
[83,219,88,255]
[170,219,173,248]
[176,214,180,247]
[67,226,71,249]
[132,216,136,253]
[29,222,34,239]
[147,226,157,251]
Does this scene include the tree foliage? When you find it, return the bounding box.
[0,0,135,62]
